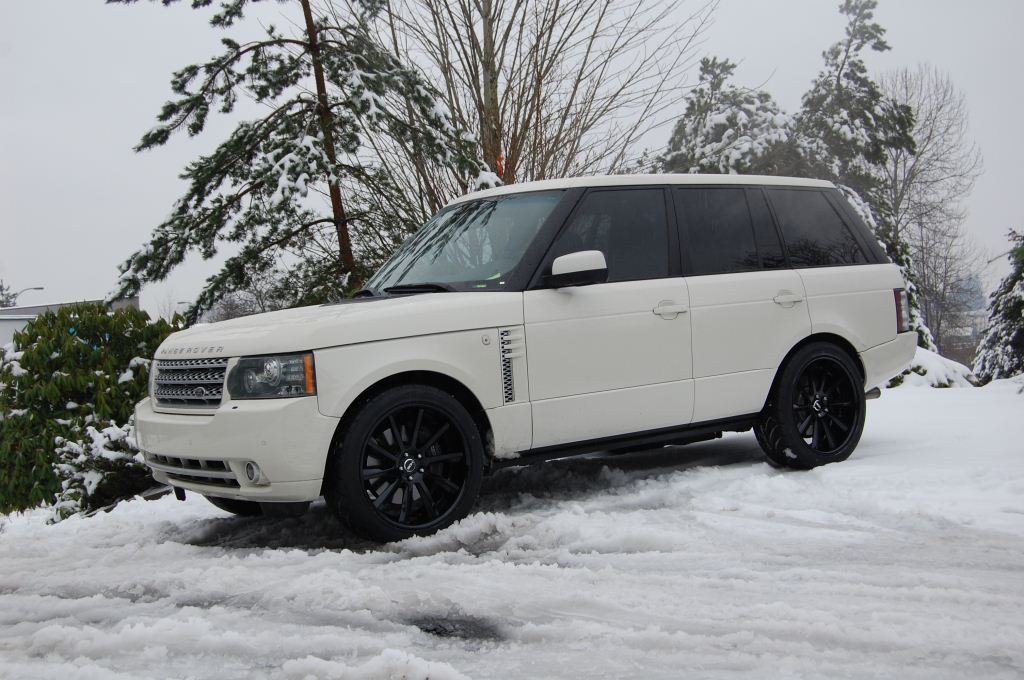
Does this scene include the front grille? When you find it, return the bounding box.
[154,358,228,408]
[145,453,240,488]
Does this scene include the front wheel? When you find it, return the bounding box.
[755,342,866,469]
[325,385,485,543]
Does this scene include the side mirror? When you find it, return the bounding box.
[543,250,609,288]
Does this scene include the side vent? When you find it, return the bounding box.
[498,327,525,404]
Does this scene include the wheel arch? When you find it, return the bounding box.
[322,370,493,486]
[764,333,866,410]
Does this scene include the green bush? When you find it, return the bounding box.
[0,304,180,518]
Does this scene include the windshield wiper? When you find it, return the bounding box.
[352,287,379,298]
[383,282,457,295]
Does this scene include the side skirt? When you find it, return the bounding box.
[492,414,759,469]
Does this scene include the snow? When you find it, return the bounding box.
[893,346,977,388]
[1,384,1022,679]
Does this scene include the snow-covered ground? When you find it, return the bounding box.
[2,381,1023,680]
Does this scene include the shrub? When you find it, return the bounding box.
[0,304,180,518]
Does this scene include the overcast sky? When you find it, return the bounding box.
[1,0,1021,315]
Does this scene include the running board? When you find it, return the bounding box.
[865,387,881,400]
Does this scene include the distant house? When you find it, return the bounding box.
[0,297,139,347]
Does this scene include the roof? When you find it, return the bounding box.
[450,173,835,205]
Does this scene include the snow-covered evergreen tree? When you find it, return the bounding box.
[0,281,15,308]
[974,230,1024,382]
[660,0,935,351]
[107,0,498,318]
[662,58,790,175]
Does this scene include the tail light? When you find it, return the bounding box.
[894,288,910,334]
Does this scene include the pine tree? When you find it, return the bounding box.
[973,230,1024,382]
[659,0,935,351]
[0,281,15,308]
[107,0,497,318]
[793,0,933,349]
[662,58,790,175]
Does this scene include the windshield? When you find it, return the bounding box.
[366,190,563,292]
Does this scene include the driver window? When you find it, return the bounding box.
[550,188,669,282]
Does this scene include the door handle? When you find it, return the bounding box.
[773,292,804,307]
[653,300,689,319]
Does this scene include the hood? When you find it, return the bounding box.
[155,292,524,359]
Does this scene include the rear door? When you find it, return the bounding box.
[675,187,812,422]
[523,187,694,449]
[765,187,897,352]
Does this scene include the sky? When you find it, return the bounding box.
[1,0,1021,315]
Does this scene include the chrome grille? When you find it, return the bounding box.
[154,358,228,408]
[145,453,240,488]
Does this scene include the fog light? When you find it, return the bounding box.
[244,461,262,484]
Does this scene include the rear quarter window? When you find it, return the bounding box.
[767,188,868,267]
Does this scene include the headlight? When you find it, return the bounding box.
[227,352,316,400]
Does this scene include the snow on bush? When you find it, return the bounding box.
[889,346,977,388]
[0,303,179,517]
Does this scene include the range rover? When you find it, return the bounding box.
[137,175,917,541]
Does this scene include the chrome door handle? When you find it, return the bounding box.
[653,300,689,319]
[772,292,804,307]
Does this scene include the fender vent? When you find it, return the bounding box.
[498,328,524,404]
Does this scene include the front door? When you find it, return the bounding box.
[524,188,694,449]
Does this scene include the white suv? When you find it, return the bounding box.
[137,175,916,541]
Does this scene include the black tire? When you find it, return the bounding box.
[325,385,485,543]
[205,495,263,516]
[755,342,866,470]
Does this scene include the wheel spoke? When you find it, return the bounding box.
[425,472,460,494]
[398,484,412,523]
[797,413,814,436]
[368,440,398,462]
[826,413,850,433]
[422,451,464,465]
[373,478,401,509]
[821,418,836,449]
[811,419,822,449]
[411,408,424,448]
[362,467,391,481]
[388,415,404,449]
[420,421,451,451]
[416,480,439,519]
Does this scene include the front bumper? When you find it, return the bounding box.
[859,332,917,390]
[134,396,339,502]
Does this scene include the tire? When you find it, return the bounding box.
[325,385,485,543]
[755,342,866,470]
[205,495,263,516]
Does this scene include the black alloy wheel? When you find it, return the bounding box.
[755,342,866,469]
[791,356,860,454]
[326,385,484,542]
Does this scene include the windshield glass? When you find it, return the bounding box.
[366,190,563,292]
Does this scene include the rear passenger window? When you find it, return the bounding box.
[550,189,669,282]
[675,188,759,275]
[767,189,867,267]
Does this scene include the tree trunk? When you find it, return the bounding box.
[479,0,504,181]
[299,0,358,287]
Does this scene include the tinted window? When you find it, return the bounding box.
[675,188,759,275]
[550,189,669,282]
[746,188,786,268]
[767,189,867,267]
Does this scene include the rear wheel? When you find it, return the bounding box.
[755,342,866,469]
[204,495,262,516]
[326,385,484,543]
